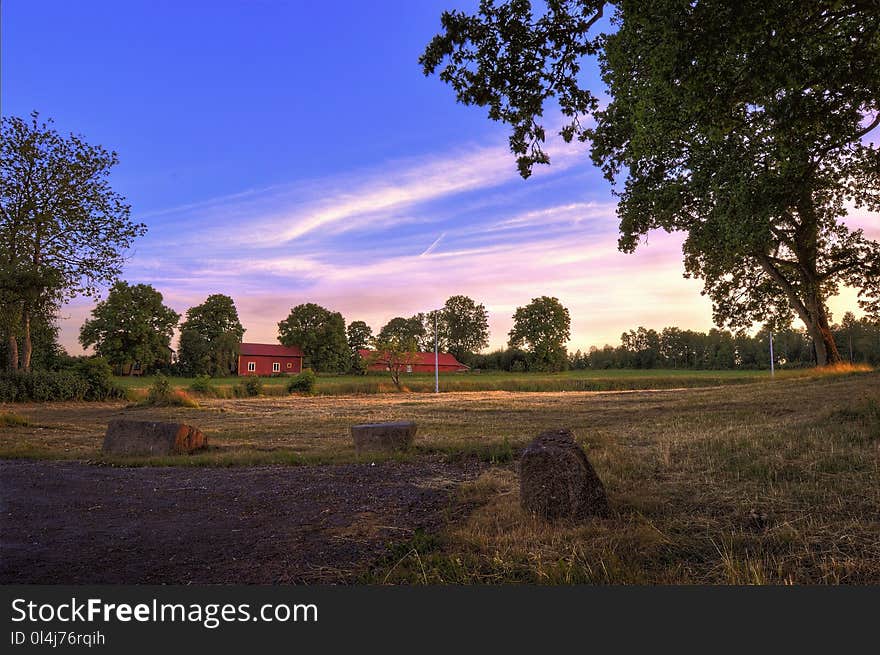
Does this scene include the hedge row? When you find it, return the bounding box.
[0,359,124,402]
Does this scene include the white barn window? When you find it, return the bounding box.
[273,362,280,372]
[247,362,256,372]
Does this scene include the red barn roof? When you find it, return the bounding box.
[358,349,469,368]
[239,342,304,357]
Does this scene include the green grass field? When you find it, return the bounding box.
[116,367,804,397]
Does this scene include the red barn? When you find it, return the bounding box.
[238,343,304,376]
[358,349,469,374]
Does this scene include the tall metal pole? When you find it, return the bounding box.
[434,310,439,393]
[769,331,775,377]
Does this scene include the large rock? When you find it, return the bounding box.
[351,421,416,453]
[520,429,609,521]
[103,419,207,456]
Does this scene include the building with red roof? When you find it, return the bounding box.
[358,349,470,374]
[238,343,304,376]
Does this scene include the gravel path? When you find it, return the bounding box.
[0,458,481,584]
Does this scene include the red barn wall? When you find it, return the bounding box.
[365,363,465,373]
[238,355,303,376]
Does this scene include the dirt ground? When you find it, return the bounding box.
[0,458,483,584]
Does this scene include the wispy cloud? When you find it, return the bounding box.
[420,232,445,257]
[59,133,878,357]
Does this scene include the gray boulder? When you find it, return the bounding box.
[351,421,416,453]
[103,419,207,456]
[520,429,609,521]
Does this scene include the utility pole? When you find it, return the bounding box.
[769,331,775,377]
[434,310,439,394]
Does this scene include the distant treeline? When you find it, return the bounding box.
[470,313,880,371]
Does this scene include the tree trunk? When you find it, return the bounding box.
[756,253,842,367]
[805,302,842,367]
[6,333,19,371]
[21,309,33,371]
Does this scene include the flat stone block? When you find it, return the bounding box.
[103,419,207,456]
[351,421,416,453]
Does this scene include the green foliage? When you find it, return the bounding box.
[346,320,373,352]
[234,376,263,397]
[368,336,421,390]
[439,295,489,363]
[346,320,373,374]
[71,357,122,400]
[147,374,173,404]
[377,316,429,351]
[0,357,121,402]
[287,368,317,395]
[177,294,245,376]
[278,303,349,373]
[422,1,880,366]
[188,374,216,395]
[0,312,68,372]
[508,296,571,372]
[143,373,198,408]
[1,112,146,371]
[79,281,180,374]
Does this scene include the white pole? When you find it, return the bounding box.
[434,310,439,394]
[769,331,775,377]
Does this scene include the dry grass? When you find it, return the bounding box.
[0,411,29,428]
[2,370,878,584]
[805,362,874,376]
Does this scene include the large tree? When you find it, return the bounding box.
[422,0,880,365]
[508,295,571,371]
[278,303,349,373]
[441,294,490,362]
[377,315,431,351]
[346,320,373,374]
[177,294,245,376]
[79,281,179,374]
[1,112,145,371]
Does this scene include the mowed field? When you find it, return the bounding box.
[1,369,878,584]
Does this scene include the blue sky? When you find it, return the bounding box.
[3,1,876,354]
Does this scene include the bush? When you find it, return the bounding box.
[0,369,87,402]
[287,368,317,395]
[143,374,199,408]
[234,376,263,397]
[72,357,123,400]
[147,374,173,404]
[0,356,125,403]
[189,374,215,395]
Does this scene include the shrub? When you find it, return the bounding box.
[143,374,199,408]
[147,374,173,404]
[72,357,123,400]
[287,368,317,395]
[234,376,263,397]
[189,374,215,395]
[0,369,86,402]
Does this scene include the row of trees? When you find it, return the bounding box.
[71,286,499,376]
[78,284,245,376]
[70,285,578,376]
[8,272,877,378]
[470,313,880,372]
[273,295,495,374]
